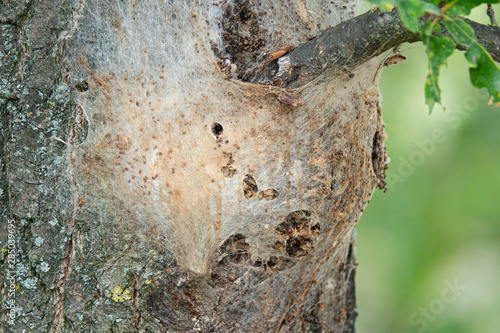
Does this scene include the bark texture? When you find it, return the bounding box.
[2,1,388,332]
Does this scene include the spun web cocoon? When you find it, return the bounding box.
[67,0,360,273]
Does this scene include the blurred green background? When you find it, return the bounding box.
[356,4,500,333]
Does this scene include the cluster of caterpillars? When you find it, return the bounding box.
[209,210,321,288]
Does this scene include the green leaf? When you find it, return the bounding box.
[421,22,456,112]
[394,0,441,31]
[366,0,440,31]
[421,17,442,36]
[367,0,500,110]
[443,17,500,106]
[442,17,476,47]
[465,43,500,106]
[442,0,500,16]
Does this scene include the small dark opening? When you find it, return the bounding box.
[242,174,258,199]
[75,80,89,92]
[211,122,223,136]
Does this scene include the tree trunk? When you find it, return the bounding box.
[1,1,388,332]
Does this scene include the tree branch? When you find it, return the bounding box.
[253,8,500,88]
[467,18,500,60]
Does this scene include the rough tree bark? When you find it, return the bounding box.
[1,1,498,332]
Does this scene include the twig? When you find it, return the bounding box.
[253,9,500,88]
[487,4,498,26]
